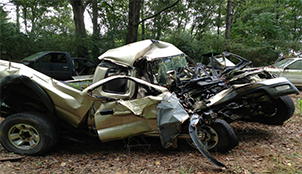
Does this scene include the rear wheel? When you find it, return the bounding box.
[0,112,58,155]
[186,119,238,152]
[249,95,295,125]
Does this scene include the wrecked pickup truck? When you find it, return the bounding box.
[0,40,229,169]
[20,51,97,80]
[0,40,299,169]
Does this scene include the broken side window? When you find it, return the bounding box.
[102,63,129,94]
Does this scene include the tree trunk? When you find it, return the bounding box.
[154,16,162,40]
[70,0,86,37]
[92,0,98,35]
[126,0,142,44]
[126,0,180,43]
[217,1,222,37]
[16,4,20,32]
[69,0,87,57]
[141,0,145,40]
[225,0,232,40]
[23,7,28,34]
[92,0,99,60]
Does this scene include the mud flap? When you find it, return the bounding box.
[189,114,227,170]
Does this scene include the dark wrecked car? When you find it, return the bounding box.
[0,40,299,169]
[20,51,97,80]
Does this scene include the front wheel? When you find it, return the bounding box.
[249,95,295,125]
[186,119,238,152]
[0,112,58,155]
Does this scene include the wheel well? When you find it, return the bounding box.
[1,75,55,117]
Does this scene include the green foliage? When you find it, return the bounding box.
[0,7,31,60]
[163,30,204,62]
[1,0,302,65]
[188,0,223,38]
[223,41,279,66]
[179,164,193,174]
[97,0,128,49]
[295,98,302,115]
[68,80,92,91]
[230,0,302,61]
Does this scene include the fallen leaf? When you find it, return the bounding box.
[287,163,292,166]
[60,162,66,167]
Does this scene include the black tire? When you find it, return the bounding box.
[249,95,295,125]
[186,119,238,153]
[0,112,58,155]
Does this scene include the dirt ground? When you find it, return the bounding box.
[0,93,301,174]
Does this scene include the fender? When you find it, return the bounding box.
[201,77,299,109]
[0,75,55,114]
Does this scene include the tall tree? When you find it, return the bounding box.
[97,0,128,49]
[126,0,180,44]
[91,0,99,59]
[225,0,232,39]
[188,0,219,39]
[70,0,86,38]
[126,0,142,44]
[69,0,87,57]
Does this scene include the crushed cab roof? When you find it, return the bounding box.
[98,39,185,67]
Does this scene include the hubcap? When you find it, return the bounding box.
[187,125,219,150]
[8,123,40,150]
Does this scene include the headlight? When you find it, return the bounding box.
[275,85,290,91]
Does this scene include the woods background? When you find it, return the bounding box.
[1,0,301,66]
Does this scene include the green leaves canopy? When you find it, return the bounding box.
[1,0,301,66]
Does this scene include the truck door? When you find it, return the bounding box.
[33,53,72,80]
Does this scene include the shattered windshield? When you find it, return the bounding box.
[156,55,187,84]
[273,58,294,68]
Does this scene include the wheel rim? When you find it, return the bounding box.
[257,102,277,117]
[8,123,40,150]
[186,125,219,150]
[251,96,277,118]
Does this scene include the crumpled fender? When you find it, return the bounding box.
[189,114,227,170]
[194,77,299,111]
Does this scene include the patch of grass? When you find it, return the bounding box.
[295,98,302,115]
[68,80,92,90]
[180,164,193,174]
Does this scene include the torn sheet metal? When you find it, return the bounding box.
[189,114,227,170]
[157,93,189,148]
[117,94,163,119]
